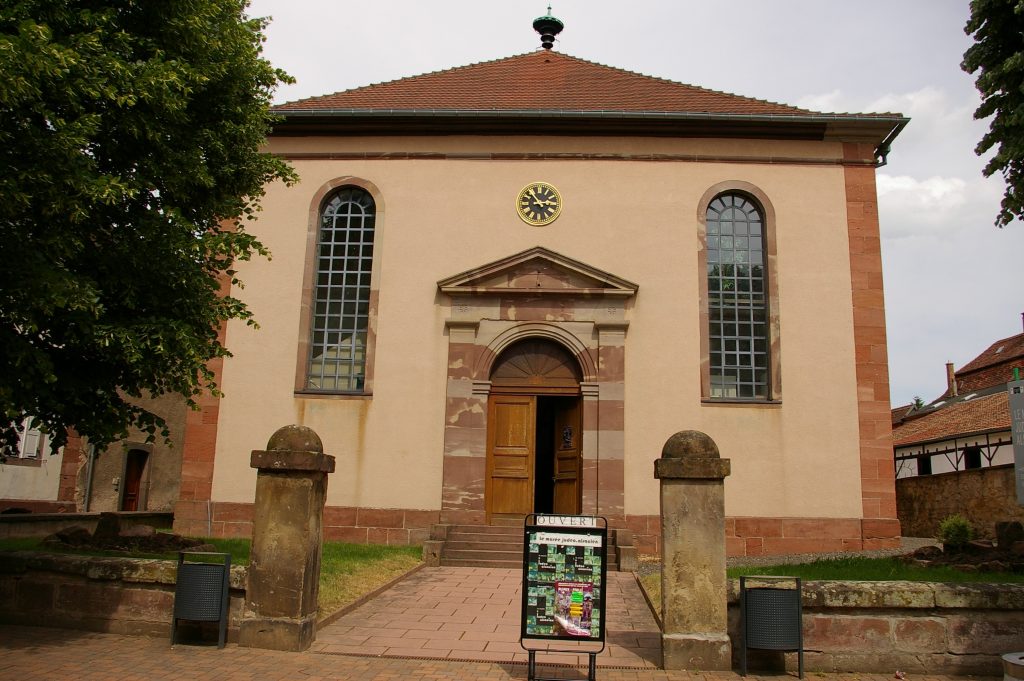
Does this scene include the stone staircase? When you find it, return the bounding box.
[424,523,636,571]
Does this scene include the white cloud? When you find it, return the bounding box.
[877,174,1002,239]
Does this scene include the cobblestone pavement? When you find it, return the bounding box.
[0,623,997,681]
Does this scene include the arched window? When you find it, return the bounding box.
[305,187,376,391]
[706,193,769,399]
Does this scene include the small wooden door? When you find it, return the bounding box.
[486,395,536,521]
[552,399,582,514]
[121,449,148,512]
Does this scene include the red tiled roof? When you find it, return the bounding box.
[957,331,1024,375]
[274,50,891,118]
[892,392,1010,447]
[891,404,914,426]
[936,331,1024,397]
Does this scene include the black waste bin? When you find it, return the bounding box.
[740,576,803,678]
[171,551,231,648]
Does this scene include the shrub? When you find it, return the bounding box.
[937,514,975,550]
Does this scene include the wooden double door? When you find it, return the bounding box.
[486,393,582,522]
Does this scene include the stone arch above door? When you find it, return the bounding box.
[437,247,637,525]
[477,322,598,383]
[491,338,582,388]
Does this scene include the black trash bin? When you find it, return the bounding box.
[171,551,231,648]
[740,575,803,678]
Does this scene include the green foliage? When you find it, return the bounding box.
[962,0,1024,227]
[911,395,925,410]
[937,514,976,548]
[0,1,296,455]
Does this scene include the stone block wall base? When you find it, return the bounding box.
[661,632,732,671]
[422,540,442,566]
[238,616,315,652]
[617,545,638,572]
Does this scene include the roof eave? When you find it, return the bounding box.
[894,424,1012,449]
[270,108,908,151]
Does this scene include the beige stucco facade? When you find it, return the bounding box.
[173,131,892,554]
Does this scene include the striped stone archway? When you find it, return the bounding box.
[436,247,637,525]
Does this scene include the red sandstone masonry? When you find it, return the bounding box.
[57,432,85,504]
[843,144,900,547]
[627,515,895,557]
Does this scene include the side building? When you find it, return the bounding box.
[0,396,186,516]
[894,319,1024,537]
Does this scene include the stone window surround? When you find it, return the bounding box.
[696,181,782,403]
[293,176,384,398]
[437,247,637,523]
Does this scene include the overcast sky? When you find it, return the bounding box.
[247,0,1024,407]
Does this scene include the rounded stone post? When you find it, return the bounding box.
[655,430,732,670]
[239,425,335,652]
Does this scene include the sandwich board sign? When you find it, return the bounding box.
[521,514,607,681]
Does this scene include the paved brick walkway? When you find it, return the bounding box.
[313,567,661,667]
[0,563,1002,681]
[0,623,996,681]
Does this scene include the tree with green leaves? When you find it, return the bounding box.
[963,0,1024,227]
[0,1,295,457]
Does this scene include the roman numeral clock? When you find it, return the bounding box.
[517,182,562,226]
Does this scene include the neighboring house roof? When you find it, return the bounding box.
[892,391,1010,447]
[271,50,907,147]
[951,331,1024,395]
[891,403,915,427]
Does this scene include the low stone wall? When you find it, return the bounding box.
[897,464,1024,539]
[0,511,173,539]
[724,578,1024,676]
[0,499,76,514]
[0,551,246,640]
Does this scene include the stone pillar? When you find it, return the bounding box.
[655,430,731,670]
[238,425,335,652]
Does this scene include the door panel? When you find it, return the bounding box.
[121,450,148,512]
[486,395,535,520]
[552,398,582,515]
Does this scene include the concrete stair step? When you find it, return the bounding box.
[428,522,624,570]
[439,557,522,568]
[444,540,525,552]
[442,548,523,562]
[446,525,521,537]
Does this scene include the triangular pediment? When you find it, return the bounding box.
[437,247,638,298]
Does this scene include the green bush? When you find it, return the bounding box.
[937,514,975,549]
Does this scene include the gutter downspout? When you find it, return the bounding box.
[875,119,909,167]
[83,443,96,512]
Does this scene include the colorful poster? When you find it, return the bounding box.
[521,517,606,641]
[553,581,593,636]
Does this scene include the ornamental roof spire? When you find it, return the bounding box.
[532,5,564,50]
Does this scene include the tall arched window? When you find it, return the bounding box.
[706,193,769,399]
[306,187,376,391]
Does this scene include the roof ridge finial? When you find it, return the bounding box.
[533,6,564,50]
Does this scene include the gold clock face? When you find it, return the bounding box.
[517,182,562,225]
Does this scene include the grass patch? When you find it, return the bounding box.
[638,555,1024,616]
[0,537,422,617]
[318,542,422,616]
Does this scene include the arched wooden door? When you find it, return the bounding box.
[486,340,582,522]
